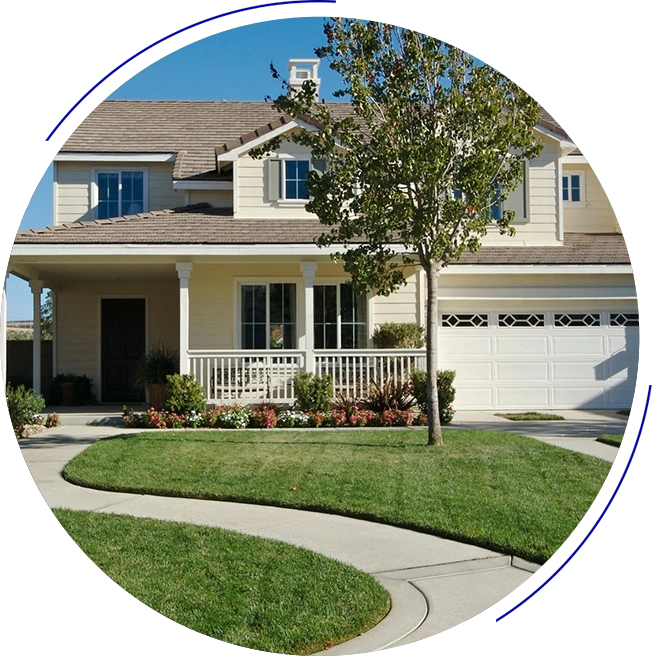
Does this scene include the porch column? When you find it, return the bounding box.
[301,262,318,373]
[30,279,43,394]
[176,262,193,375]
[1,276,7,385]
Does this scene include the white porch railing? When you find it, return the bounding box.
[189,350,306,405]
[316,349,426,399]
[188,349,426,405]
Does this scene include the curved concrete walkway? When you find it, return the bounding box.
[18,422,549,653]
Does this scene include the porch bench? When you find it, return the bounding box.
[210,364,269,400]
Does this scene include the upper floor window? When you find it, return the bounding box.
[284,160,310,200]
[562,171,585,204]
[267,157,326,203]
[95,170,146,219]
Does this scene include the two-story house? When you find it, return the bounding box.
[7,60,637,411]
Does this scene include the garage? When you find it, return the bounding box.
[438,310,638,410]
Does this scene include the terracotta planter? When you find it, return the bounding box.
[60,382,75,406]
[147,383,166,410]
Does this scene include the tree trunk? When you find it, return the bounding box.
[425,261,443,446]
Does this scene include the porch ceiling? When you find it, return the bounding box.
[9,260,179,284]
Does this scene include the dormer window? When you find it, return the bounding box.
[95,169,147,219]
[284,160,310,200]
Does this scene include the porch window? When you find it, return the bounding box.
[96,170,145,219]
[314,283,368,349]
[241,283,296,349]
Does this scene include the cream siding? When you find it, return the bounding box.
[480,136,560,247]
[563,164,620,233]
[187,190,233,208]
[55,161,181,224]
[372,273,420,326]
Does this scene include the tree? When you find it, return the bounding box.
[261,19,542,445]
[41,290,53,340]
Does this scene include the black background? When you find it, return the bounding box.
[4,2,650,654]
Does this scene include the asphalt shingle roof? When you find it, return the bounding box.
[61,100,572,180]
[14,204,629,265]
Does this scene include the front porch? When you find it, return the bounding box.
[7,255,424,405]
[189,348,426,405]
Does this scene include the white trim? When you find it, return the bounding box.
[534,125,576,152]
[96,295,149,403]
[55,153,176,162]
[91,167,149,219]
[232,159,239,214]
[10,245,634,275]
[556,154,564,240]
[53,160,59,226]
[218,121,299,162]
[562,155,588,164]
[172,181,233,190]
[52,290,57,378]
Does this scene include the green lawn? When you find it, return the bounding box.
[63,428,611,564]
[596,434,623,447]
[496,412,565,421]
[54,509,389,655]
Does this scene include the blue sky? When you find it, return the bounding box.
[8,16,340,319]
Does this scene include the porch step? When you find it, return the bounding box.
[45,405,137,427]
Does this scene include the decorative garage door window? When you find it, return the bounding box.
[498,313,545,327]
[442,314,488,327]
[554,313,600,327]
[610,313,639,327]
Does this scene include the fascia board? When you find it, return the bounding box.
[534,126,576,152]
[172,181,233,190]
[55,153,176,162]
[217,121,299,162]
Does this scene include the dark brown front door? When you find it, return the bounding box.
[101,298,146,403]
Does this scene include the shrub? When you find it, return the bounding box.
[48,374,96,405]
[134,344,179,387]
[164,374,206,415]
[45,412,60,428]
[363,378,415,413]
[6,384,45,435]
[293,372,333,413]
[411,369,456,424]
[249,406,278,429]
[371,323,425,349]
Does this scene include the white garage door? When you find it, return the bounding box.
[438,311,638,410]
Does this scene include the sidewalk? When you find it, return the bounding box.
[20,423,539,652]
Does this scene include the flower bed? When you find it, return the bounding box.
[122,404,436,430]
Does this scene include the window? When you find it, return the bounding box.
[284,160,310,200]
[241,284,296,349]
[95,170,146,219]
[610,313,639,327]
[498,314,545,327]
[562,171,585,203]
[267,157,326,202]
[490,162,529,222]
[314,283,368,349]
[554,313,600,327]
[442,314,489,327]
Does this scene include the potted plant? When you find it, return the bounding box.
[134,345,179,410]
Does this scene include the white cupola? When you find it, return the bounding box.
[288,58,321,100]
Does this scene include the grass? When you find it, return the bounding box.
[596,434,623,447]
[63,428,611,564]
[495,412,565,421]
[53,509,390,655]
